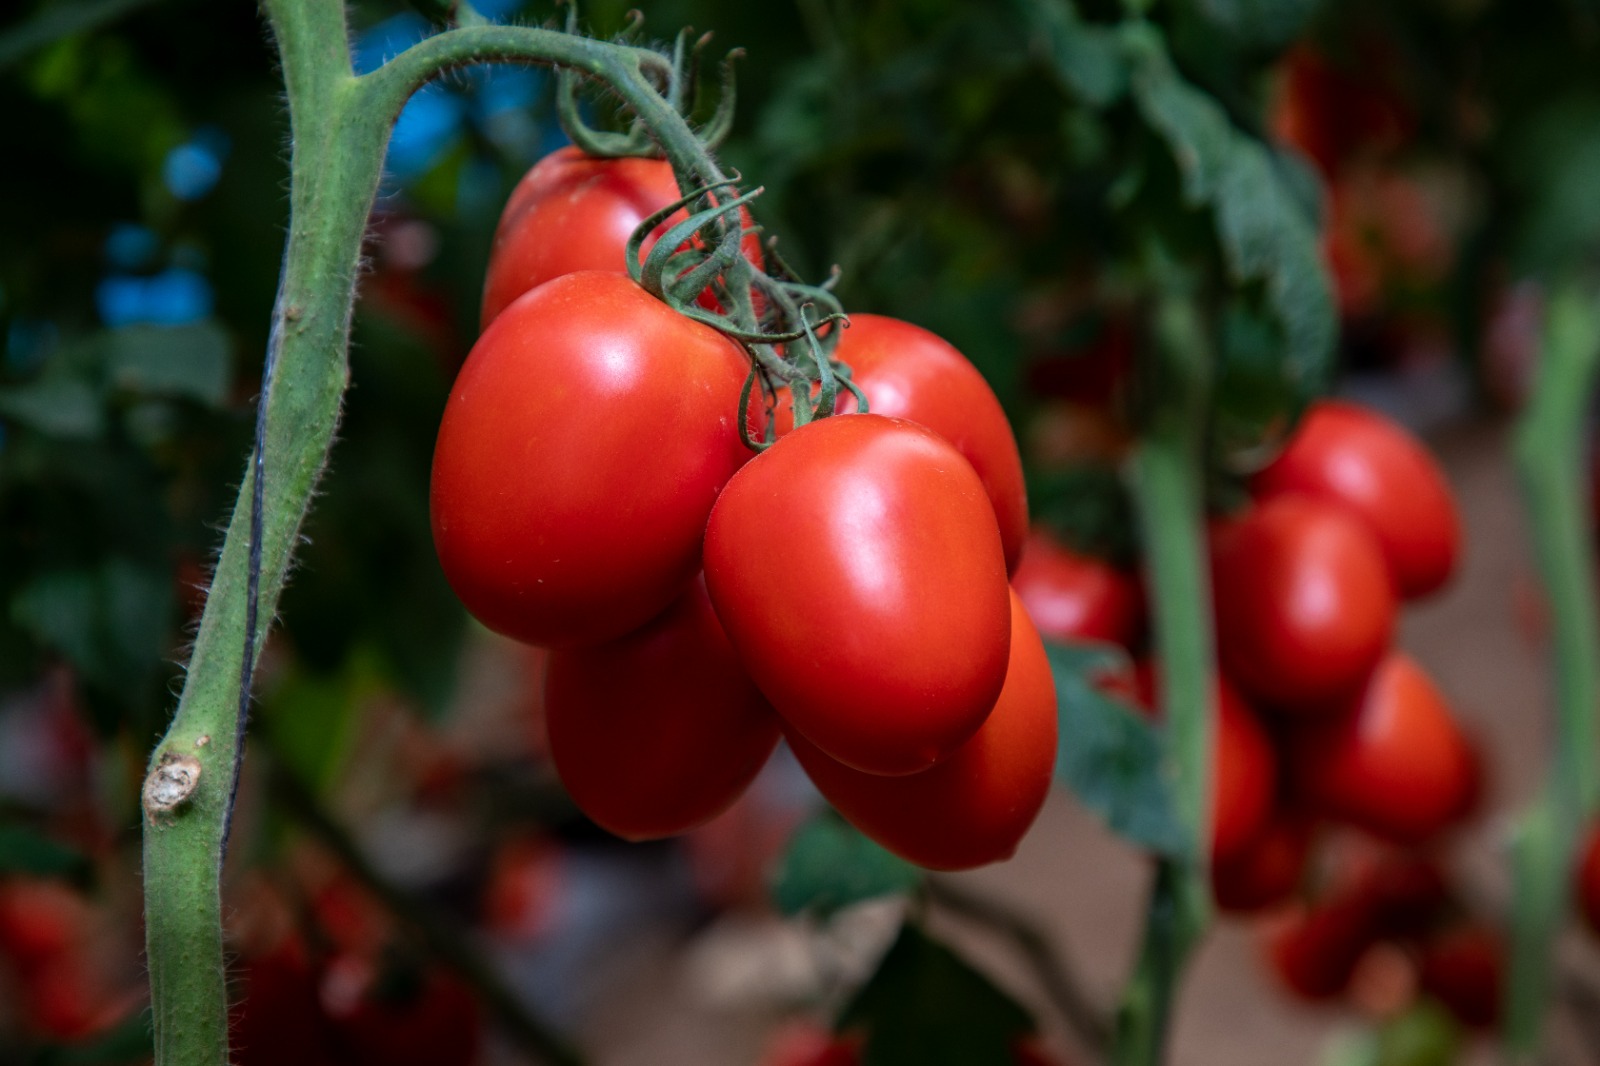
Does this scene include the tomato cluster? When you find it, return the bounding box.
[431,148,1056,871]
[1015,397,1494,1028]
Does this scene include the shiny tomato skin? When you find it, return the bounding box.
[821,315,1029,572]
[1130,663,1276,864]
[482,146,762,328]
[1288,654,1474,844]
[786,591,1055,870]
[1212,813,1315,914]
[431,272,751,647]
[1253,401,1461,600]
[1012,529,1143,648]
[545,577,781,840]
[704,413,1012,776]
[1212,495,1396,710]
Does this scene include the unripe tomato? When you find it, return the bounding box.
[1288,654,1474,844]
[545,576,780,840]
[1252,401,1461,600]
[704,414,1011,776]
[1417,925,1502,1030]
[431,272,750,647]
[786,590,1056,871]
[1212,813,1315,914]
[1212,495,1396,710]
[481,146,763,327]
[1129,664,1276,865]
[814,316,1029,572]
[1012,529,1143,648]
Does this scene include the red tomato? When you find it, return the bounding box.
[757,1021,863,1066]
[431,272,751,647]
[1212,495,1396,710]
[1012,529,1143,648]
[704,414,1012,776]
[544,576,781,840]
[1266,893,1383,1001]
[1417,925,1502,1030]
[232,941,337,1066]
[786,590,1056,871]
[1577,821,1600,935]
[1288,654,1474,843]
[323,956,481,1066]
[482,146,762,328]
[0,878,91,970]
[1252,401,1461,600]
[1129,663,1276,865]
[1213,813,1315,914]
[792,315,1030,572]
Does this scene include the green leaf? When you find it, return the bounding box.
[9,559,173,700]
[1022,0,1128,108]
[0,378,103,439]
[0,824,90,880]
[772,810,922,918]
[103,322,233,407]
[840,922,1036,1066]
[1123,25,1336,432]
[1178,0,1321,51]
[259,649,384,795]
[1046,641,1187,857]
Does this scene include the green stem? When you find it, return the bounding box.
[267,761,582,1066]
[1114,293,1214,1066]
[1504,282,1600,1057]
[138,5,762,1065]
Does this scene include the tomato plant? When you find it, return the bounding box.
[704,413,1012,777]
[430,270,751,647]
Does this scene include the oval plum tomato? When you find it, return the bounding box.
[1266,893,1384,1001]
[817,316,1029,572]
[481,146,763,328]
[1252,401,1461,600]
[1288,654,1474,844]
[323,956,481,1066]
[1128,663,1276,864]
[1417,925,1502,1030]
[1577,821,1600,935]
[1211,495,1396,710]
[431,271,750,647]
[786,590,1056,871]
[0,878,91,970]
[1212,812,1315,914]
[704,413,1011,776]
[232,941,337,1066]
[545,576,780,840]
[1012,529,1142,648]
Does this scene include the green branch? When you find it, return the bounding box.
[1504,282,1600,1057]
[1114,292,1214,1066]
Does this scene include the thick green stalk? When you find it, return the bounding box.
[1504,283,1600,1056]
[139,5,754,1065]
[1114,294,1214,1066]
[141,5,379,1063]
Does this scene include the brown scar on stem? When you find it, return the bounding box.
[142,751,203,820]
